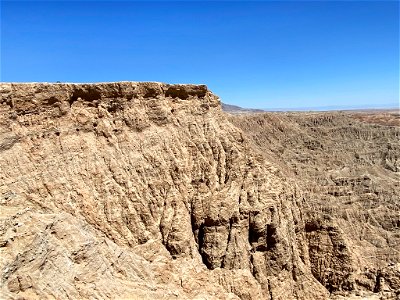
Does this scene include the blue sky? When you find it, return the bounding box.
[1,1,399,109]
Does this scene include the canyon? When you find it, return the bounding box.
[0,82,398,299]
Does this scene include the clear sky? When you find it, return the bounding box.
[1,1,399,109]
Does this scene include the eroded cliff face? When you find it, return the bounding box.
[0,83,328,299]
[229,112,400,299]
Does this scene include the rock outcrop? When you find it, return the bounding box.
[0,83,328,299]
[229,111,400,299]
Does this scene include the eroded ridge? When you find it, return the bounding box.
[0,83,327,299]
[230,111,400,299]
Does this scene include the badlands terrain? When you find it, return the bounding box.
[0,82,398,299]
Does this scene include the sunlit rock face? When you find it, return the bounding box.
[0,82,328,299]
[229,110,400,299]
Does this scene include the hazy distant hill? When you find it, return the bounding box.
[223,102,399,113]
[221,102,265,114]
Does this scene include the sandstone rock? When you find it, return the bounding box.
[229,111,400,298]
[0,83,328,299]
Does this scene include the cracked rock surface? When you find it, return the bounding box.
[230,111,400,299]
[0,83,328,299]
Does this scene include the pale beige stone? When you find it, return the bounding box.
[3,82,395,299]
[229,110,400,298]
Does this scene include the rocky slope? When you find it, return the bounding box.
[0,83,330,299]
[229,111,400,299]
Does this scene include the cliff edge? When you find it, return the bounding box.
[0,83,328,299]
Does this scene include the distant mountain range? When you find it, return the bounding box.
[222,102,399,113]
